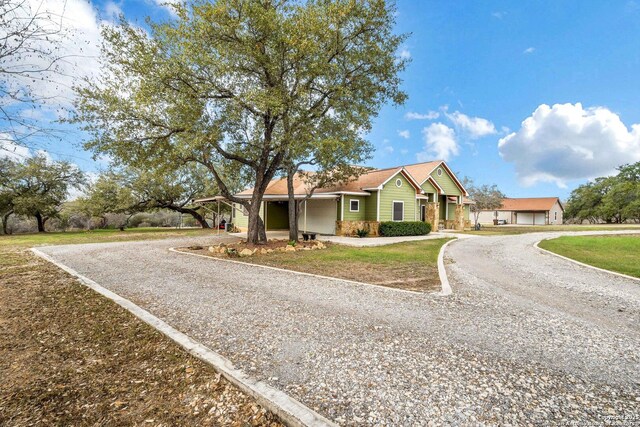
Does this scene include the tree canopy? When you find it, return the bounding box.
[464,179,505,227]
[0,153,85,233]
[73,0,407,243]
[80,164,221,229]
[565,162,640,223]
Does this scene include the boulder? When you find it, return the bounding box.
[266,249,274,254]
[315,242,326,249]
[208,246,216,253]
[285,245,296,252]
[239,248,254,257]
[259,248,268,255]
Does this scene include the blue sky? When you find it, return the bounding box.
[5,0,640,199]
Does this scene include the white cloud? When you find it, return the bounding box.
[492,11,506,19]
[445,111,497,139]
[151,0,180,15]
[418,123,459,161]
[104,1,123,20]
[398,130,410,139]
[405,111,439,120]
[523,47,536,54]
[2,0,104,115]
[0,138,31,161]
[498,103,640,187]
[398,48,411,60]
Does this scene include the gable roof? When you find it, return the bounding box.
[404,161,468,196]
[498,197,563,212]
[237,166,424,197]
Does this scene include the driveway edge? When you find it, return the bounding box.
[169,247,426,295]
[31,248,337,427]
[534,238,640,283]
[437,238,457,296]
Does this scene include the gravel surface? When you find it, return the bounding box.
[40,231,640,425]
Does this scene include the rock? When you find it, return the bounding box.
[208,246,216,253]
[259,248,268,255]
[219,247,227,254]
[315,242,326,249]
[266,249,274,254]
[239,248,254,257]
[285,245,296,252]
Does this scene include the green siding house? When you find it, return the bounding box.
[225,161,471,235]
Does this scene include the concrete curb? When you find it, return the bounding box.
[437,238,458,296]
[31,248,337,427]
[169,247,426,296]
[534,238,640,283]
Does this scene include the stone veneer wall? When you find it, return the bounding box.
[426,202,439,231]
[335,220,380,237]
[454,204,465,231]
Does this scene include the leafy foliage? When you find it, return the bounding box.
[79,164,220,229]
[465,181,506,226]
[565,162,640,223]
[379,221,431,237]
[73,0,407,243]
[0,153,85,233]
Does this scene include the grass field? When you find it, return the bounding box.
[0,228,281,426]
[538,235,640,278]
[185,238,451,292]
[462,224,640,236]
[0,227,213,248]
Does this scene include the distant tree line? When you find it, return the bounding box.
[565,162,640,223]
[0,154,229,234]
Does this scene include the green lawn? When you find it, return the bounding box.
[190,238,451,292]
[0,227,213,249]
[461,224,640,236]
[538,235,640,278]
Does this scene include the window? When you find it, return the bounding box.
[554,211,557,220]
[392,201,404,221]
[395,178,403,187]
[349,199,360,212]
[437,168,443,176]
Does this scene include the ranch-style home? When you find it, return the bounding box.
[228,161,472,235]
[476,197,564,225]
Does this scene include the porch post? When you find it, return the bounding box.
[304,199,308,233]
[217,200,220,235]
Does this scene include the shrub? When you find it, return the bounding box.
[379,221,431,237]
[355,228,369,238]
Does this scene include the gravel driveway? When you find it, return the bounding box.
[39,232,640,426]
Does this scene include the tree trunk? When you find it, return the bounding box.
[286,169,299,241]
[246,198,267,244]
[35,212,45,232]
[2,210,12,235]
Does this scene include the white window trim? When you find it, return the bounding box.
[437,168,443,176]
[349,199,360,212]
[395,178,403,187]
[392,200,404,222]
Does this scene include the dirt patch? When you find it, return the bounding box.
[0,248,283,427]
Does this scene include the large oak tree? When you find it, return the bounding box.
[73,0,407,243]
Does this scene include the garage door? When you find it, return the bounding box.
[516,213,533,225]
[298,199,337,235]
[534,213,546,225]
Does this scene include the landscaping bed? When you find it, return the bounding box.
[538,234,640,278]
[180,238,451,292]
[0,235,282,427]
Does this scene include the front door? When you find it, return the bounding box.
[420,204,426,222]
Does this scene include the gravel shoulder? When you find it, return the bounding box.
[38,232,640,425]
